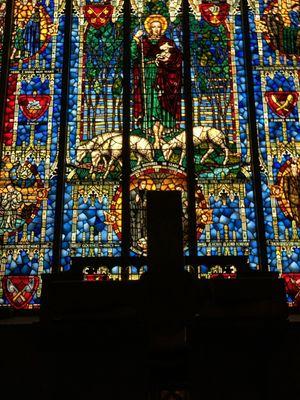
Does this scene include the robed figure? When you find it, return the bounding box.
[132,14,182,149]
[130,179,148,249]
[264,2,300,56]
[24,4,41,56]
[283,160,300,225]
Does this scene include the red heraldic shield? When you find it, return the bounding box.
[2,276,39,309]
[18,95,51,121]
[282,274,300,308]
[199,3,230,26]
[84,5,113,29]
[265,91,299,118]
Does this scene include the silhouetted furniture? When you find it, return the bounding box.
[40,191,287,399]
[41,191,287,325]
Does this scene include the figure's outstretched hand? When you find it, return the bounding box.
[134,30,144,39]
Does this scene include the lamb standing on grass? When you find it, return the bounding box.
[162,126,230,166]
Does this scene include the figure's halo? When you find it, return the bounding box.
[144,14,168,35]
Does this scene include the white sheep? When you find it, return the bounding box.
[77,133,154,179]
[161,126,230,166]
[76,131,121,164]
[101,134,154,178]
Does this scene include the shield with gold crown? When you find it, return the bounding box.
[84,4,114,29]
[265,91,299,118]
[199,3,230,26]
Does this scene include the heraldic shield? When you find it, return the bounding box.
[199,2,230,27]
[265,91,299,118]
[18,95,51,121]
[282,274,300,309]
[84,4,113,29]
[2,276,39,309]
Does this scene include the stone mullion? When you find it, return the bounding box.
[121,0,131,276]
[240,0,268,271]
[52,0,73,271]
[182,0,197,258]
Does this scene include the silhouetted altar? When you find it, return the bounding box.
[40,191,287,399]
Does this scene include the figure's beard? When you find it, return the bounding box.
[149,33,161,39]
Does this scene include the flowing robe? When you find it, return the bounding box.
[130,186,147,248]
[0,189,22,230]
[286,10,300,55]
[24,6,41,56]
[132,35,182,133]
[265,11,284,52]
[283,173,300,225]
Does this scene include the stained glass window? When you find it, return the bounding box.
[0,0,65,309]
[249,0,300,306]
[129,2,191,255]
[63,0,123,269]
[0,0,299,308]
[189,0,259,269]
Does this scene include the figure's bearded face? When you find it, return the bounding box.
[291,162,299,176]
[139,180,147,190]
[150,21,162,38]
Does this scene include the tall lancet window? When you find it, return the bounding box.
[189,1,259,270]
[0,0,66,309]
[62,1,124,271]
